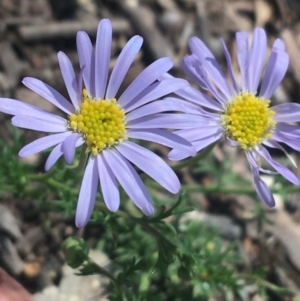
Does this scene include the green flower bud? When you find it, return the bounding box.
[61,237,89,268]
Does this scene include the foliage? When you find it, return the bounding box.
[0,124,296,300]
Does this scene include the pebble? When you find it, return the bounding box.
[34,250,110,301]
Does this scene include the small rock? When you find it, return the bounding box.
[0,204,22,240]
[34,250,110,301]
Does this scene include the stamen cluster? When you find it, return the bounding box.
[222,92,276,149]
[69,89,126,155]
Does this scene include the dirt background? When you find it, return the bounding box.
[1,0,300,300]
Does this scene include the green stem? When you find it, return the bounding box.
[172,142,216,170]
[88,256,124,300]
[45,178,79,195]
[88,258,118,283]
[131,216,177,251]
[28,167,56,181]
[240,273,293,294]
[183,184,300,195]
[147,180,300,196]
[97,203,177,251]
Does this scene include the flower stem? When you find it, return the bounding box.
[87,258,125,300]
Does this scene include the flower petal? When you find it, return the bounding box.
[45,143,63,171]
[174,125,222,142]
[77,66,85,98]
[272,130,300,152]
[75,156,98,228]
[247,28,267,93]
[22,77,74,114]
[19,132,72,157]
[175,86,223,112]
[220,38,239,93]
[246,151,275,207]
[168,127,223,161]
[95,19,112,99]
[263,139,297,168]
[0,98,67,122]
[76,31,95,96]
[259,49,289,99]
[236,31,249,91]
[273,123,300,139]
[106,35,143,99]
[273,38,285,51]
[12,115,67,132]
[127,129,196,155]
[189,37,232,98]
[181,54,207,89]
[62,133,83,164]
[194,62,227,104]
[57,51,80,110]
[124,78,189,112]
[97,154,120,212]
[125,99,188,122]
[126,114,208,129]
[103,149,154,215]
[118,57,173,107]
[116,141,180,193]
[257,146,300,185]
[272,103,300,122]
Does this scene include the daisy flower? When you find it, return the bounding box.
[0,19,205,227]
[168,27,300,207]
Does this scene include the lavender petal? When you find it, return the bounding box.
[168,128,223,161]
[273,123,300,139]
[57,51,80,110]
[97,154,120,212]
[19,132,71,157]
[22,77,74,114]
[127,129,196,155]
[106,35,143,99]
[272,103,300,122]
[125,99,188,122]
[174,125,222,142]
[175,86,223,112]
[247,28,267,93]
[103,149,154,215]
[272,131,300,152]
[194,63,228,104]
[259,49,289,99]
[126,114,208,129]
[181,54,207,89]
[0,98,66,122]
[76,31,95,96]
[12,115,67,132]
[75,156,98,228]
[45,143,63,171]
[220,39,239,93]
[95,19,112,99]
[62,133,82,164]
[118,57,173,107]
[257,146,300,185]
[116,141,180,193]
[189,37,232,98]
[124,78,189,112]
[273,39,285,51]
[236,31,249,91]
[246,151,275,207]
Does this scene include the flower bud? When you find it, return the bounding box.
[61,237,89,268]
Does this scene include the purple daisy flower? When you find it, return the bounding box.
[168,27,300,207]
[0,19,205,227]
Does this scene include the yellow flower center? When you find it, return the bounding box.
[222,92,276,149]
[68,89,127,155]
